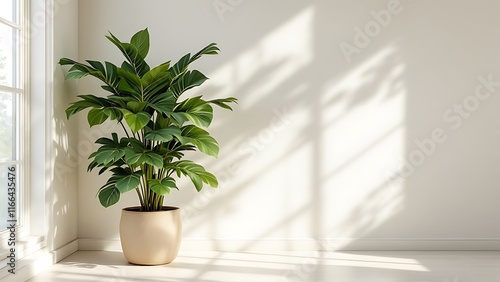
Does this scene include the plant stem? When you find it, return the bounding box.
[159,195,164,209]
[140,164,149,211]
[148,165,153,210]
[119,121,130,139]
[135,187,144,207]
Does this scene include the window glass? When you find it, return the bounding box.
[0,92,17,162]
[0,0,19,24]
[0,24,20,88]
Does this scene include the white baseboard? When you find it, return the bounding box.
[0,239,78,282]
[53,239,79,261]
[78,239,122,252]
[77,238,500,252]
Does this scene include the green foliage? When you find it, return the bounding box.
[60,28,237,210]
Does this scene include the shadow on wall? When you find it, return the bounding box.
[176,0,500,245]
[51,65,79,250]
[175,0,409,247]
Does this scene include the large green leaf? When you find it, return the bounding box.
[117,67,143,96]
[106,32,150,76]
[149,94,175,115]
[87,108,108,127]
[142,63,171,99]
[122,110,151,133]
[208,97,238,111]
[181,125,219,157]
[115,171,142,193]
[145,126,182,142]
[170,43,219,79]
[172,96,213,127]
[170,70,208,98]
[103,107,123,121]
[98,186,120,207]
[107,95,135,108]
[60,58,103,81]
[170,53,190,79]
[104,61,120,87]
[65,95,113,119]
[60,58,120,94]
[65,70,87,80]
[117,78,138,97]
[95,133,119,145]
[155,113,171,129]
[94,147,125,165]
[124,149,146,166]
[121,61,136,75]
[149,177,176,195]
[91,133,127,166]
[130,28,150,59]
[171,160,218,191]
[191,42,220,62]
[124,149,164,168]
[126,101,147,113]
[144,152,164,168]
[86,60,106,74]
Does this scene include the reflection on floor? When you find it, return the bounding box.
[27,250,500,282]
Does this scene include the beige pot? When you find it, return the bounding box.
[119,206,182,265]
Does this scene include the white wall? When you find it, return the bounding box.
[49,0,79,250]
[76,0,500,250]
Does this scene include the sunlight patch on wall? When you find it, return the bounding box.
[208,7,314,110]
[182,7,315,238]
[320,46,407,238]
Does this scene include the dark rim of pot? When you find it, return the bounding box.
[123,206,179,212]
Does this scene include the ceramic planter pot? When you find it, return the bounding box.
[119,206,182,265]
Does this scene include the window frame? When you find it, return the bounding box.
[0,0,32,256]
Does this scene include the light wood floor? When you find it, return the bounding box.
[27,250,500,282]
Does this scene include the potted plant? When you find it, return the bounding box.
[59,28,237,265]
